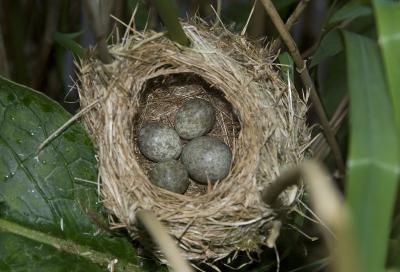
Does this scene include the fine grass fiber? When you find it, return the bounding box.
[77,19,311,265]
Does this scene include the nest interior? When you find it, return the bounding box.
[78,21,311,263]
[135,74,240,196]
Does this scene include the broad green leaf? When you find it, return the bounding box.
[329,1,372,25]
[0,76,151,271]
[53,32,86,59]
[372,0,400,139]
[318,52,348,117]
[310,30,343,68]
[0,230,104,271]
[343,31,399,272]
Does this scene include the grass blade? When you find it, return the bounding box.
[372,0,400,137]
[310,30,343,68]
[329,1,372,25]
[278,52,294,82]
[153,0,190,46]
[53,31,86,59]
[343,31,400,272]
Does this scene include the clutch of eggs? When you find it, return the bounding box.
[138,98,232,193]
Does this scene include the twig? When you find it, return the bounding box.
[37,98,100,153]
[260,0,346,174]
[0,24,10,77]
[136,210,193,272]
[312,95,349,159]
[271,0,311,53]
[286,0,310,30]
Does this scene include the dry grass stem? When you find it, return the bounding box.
[37,98,101,154]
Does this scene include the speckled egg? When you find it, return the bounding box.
[181,136,232,184]
[138,122,182,162]
[149,160,189,194]
[175,98,216,140]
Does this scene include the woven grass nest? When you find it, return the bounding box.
[78,21,311,265]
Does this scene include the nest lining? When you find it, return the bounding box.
[78,21,311,263]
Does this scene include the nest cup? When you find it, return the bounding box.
[78,21,311,264]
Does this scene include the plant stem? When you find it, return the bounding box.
[260,0,346,174]
[312,95,349,160]
[286,0,310,30]
[153,0,190,46]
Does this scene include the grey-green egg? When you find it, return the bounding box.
[175,98,216,139]
[149,160,189,194]
[181,136,232,184]
[138,122,182,162]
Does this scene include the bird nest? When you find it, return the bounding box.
[77,21,311,265]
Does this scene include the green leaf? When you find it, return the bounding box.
[153,0,190,46]
[318,52,348,117]
[127,0,150,30]
[372,0,400,140]
[343,31,400,272]
[388,213,400,269]
[278,52,294,83]
[388,238,400,269]
[0,76,151,271]
[329,1,372,25]
[53,32,86,59]
[310,30,343,68]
